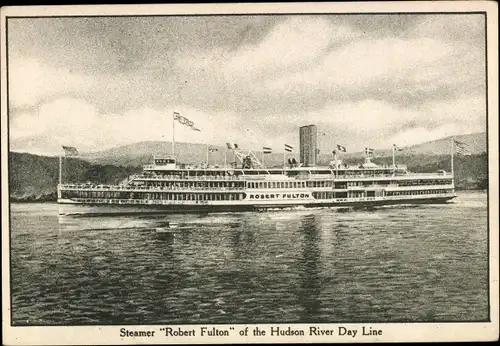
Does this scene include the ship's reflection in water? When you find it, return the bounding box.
[10,192,489,325]
[297,215,322,321]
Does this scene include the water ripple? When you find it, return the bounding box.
[10,191,488,325]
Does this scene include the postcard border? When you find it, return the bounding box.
[2,2,498,344]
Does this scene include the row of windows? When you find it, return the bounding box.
[143,172,242,180]
[310,189,452,199]
[62,190,245,201]
[247,179,452,190]
[398,179,452,186]
[154,159,175,165]
[247,180,335,189]
[139,181,244,189]
[387,189,451,196]
[313,192,335,199]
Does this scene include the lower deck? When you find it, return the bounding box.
[58,192,456,215]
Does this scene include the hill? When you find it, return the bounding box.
[8,152,488,203]
[82,141,289,168]
[337,132,486,160]
[82,132,486,168]
[8,152,142,202]
[8,132,489,202]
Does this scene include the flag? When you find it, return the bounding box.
[263,146,272,154]
[234,143,239,149]
[454,140,470,155]
[455,146,470,155]
[226,142,234,149]
[393,144,404,151]
[365,147,374,154]
[62,146,79,156]
[173,111,200,132]
[285,144,293,152]
[337,144,346,152]
[332,150,337,155]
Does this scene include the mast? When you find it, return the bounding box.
[206,144,209,166]
[172,111,176,156]
[451,136,454,177]
[392,145,396,176]
[334,151,338,177]
[58,155,62,185]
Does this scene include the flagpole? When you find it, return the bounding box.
[262,151,265,168]
[59,155,62,185]
[451,137,454,177]
[392,145,396,176]
[335,152,338,177]
[283,152,286,169]
[224,150,227,168]
[172,111,175,156]
[206,144,209,167]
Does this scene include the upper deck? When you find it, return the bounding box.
[140,155,450,181]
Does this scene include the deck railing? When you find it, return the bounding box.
[59,184,246,191]
[133,171,449,181]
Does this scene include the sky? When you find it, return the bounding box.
[7,13,486,156]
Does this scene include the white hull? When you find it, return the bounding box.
[58,193,456,216]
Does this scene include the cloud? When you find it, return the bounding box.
[7,15,487,156]
[9,58,93,108]
[268,36,453,92]
[224,17,357,76]
[9,97,263,155]
[179,17,359,82]
[388,124,468,148]
[412,14,485,43]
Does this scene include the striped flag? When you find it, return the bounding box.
[456,146,470,155]
[365,147,374,155]
[393,144,404,151]
[62,146,79,156]
[337,144,346,152]
[284,144,294,152]
[173,111,201,132]
[263,146,272,154]
[454,139,470,155]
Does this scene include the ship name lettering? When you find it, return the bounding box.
[163,327,196,337]
[200,327,230,336]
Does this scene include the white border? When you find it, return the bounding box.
[2,2,498,344]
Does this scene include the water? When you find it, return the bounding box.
[9,191,489,325]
